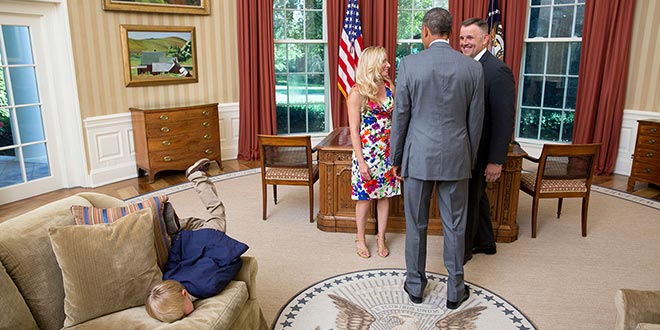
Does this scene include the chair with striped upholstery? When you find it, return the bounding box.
[520,143,601,238]
[258,135,319,222]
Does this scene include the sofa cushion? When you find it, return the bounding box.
[70,195,170,269]
[49,209,162,328]
[0,261,39,330]
[64,281,249,330]
[0,195,95,330]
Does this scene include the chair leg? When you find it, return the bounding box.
[309,182,315,223]
[273,185,278,205]
[581,196,589,237]
[531,198,540,238]
[262,183,268,221]
[557,198,563,218]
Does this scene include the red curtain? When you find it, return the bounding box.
[573,1,636,175]
[236,0,277,161]
[327,0,398,129]
[448,0,527,94]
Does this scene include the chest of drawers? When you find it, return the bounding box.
[627,119,660,191]
[130,103,222,182]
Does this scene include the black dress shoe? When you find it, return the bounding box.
[403,285,423,304]
[472,245,497,255]
[447,285,470,310]
[463,254,472,265]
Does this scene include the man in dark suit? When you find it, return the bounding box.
[459,18,516,262]
[390,8,484,309]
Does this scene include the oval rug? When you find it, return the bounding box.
[273,268,536,330]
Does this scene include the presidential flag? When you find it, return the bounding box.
[487,0,504,61]
[338,0,364,99]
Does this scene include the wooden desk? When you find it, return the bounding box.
[315,127,526,243]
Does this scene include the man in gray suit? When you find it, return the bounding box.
[390,7,484,310]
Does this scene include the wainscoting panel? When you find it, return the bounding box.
[84,103,240,187]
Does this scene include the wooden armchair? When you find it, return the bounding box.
[257,135,319,222]
[519,143,601,238]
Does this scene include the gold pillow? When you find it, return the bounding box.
[48,209,162,328]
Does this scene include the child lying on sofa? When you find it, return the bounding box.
[145,158,249,323]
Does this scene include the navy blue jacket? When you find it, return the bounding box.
[163,229,249,299]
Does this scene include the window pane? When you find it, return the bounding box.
[307,44,324,73]
[554,0,576,4]
[565,77,578,109]
[562,111,574,142]
[0,147,22,187]
[543,76,565,108]
[551,6,575,38]
[574,5,584,37]
[397,11,413,39]
[1,69,8,107]
[276,105,289,134]
[413,10,425,39]
[0,107,15,148]
[308,104,325,132]
[305,0,322,9]
[528,7,551,38]
[274,10,285,39]
[287,44,305,72]
[531,0,552,5]
[540,110,562,141]
[519,107,540,139]
[17,105,44,143]
[288,75,306,103]
[274,0,285,7]
[546,43,568,75]
[305,11,323,40]
[414,0,434,7]
[525,43,545,74]
[274,44,287,73]
[308,74,324,103]
[286,0,301,9]
[275,74,287,104]
[286,10,304,39]
[24,143,50,181]
[289,105,306,133]
[522,76,543,107]
[568,42,581,75]
[2,26,34,65]
[9,67,39,105]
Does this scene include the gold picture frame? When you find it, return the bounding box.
[103,0,210,15]
[120,25,198,87]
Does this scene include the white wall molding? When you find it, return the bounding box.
[84,103,240,187]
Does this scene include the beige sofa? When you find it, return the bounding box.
[615,289,660,330]
[0,192,268,330]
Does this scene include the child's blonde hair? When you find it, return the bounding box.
[145,280,186,323]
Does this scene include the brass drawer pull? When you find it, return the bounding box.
[651,127,657,133]
[646,152,654,157]
[162,140,171,146]
[202,110,210,116]
[205,149,213,155]
[163,156,172,162]
[643,168,651,174]
[159,115,169,120]
[204,134,211,140]
[203,121,210,127]
[648,139,656,144]
[161,127,170,133]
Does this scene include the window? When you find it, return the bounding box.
[396,0,448,67]
[517,0,585,142]
[273,0,327,135]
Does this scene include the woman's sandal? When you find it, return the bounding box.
[377,236,389,258]
[355,238,371,258]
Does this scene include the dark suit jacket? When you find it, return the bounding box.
[476,51,516,169]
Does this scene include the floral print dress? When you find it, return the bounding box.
[351,84,401,200]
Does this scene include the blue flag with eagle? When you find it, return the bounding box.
[487,0,504,60]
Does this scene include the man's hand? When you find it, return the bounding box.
[392,165,402,181]
[484,163,503,182]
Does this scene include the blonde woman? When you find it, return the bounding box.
[347,46,401,258]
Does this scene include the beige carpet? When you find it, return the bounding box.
[161,171,660,330]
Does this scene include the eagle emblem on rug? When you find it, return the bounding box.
[328,293,487,329]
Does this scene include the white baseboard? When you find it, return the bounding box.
[83,103,240,187]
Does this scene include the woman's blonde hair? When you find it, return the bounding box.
[354,46,393,107]
[145,280,186,323]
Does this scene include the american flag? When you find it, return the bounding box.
[487,0,504,60]
[338,0,363,99]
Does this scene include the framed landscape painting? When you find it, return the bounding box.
[120,25,198,87]
[103,0,210,15]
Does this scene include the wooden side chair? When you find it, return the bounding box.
[258,135,319,222]
[520,143,601,238]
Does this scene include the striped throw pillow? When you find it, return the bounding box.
[70,195,170,269]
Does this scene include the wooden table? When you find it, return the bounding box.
[315,127,526,243]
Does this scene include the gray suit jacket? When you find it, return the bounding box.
[390,41,485,181]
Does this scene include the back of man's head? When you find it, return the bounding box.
[423,7,452,36]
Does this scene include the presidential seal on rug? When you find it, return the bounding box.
[273,269,536,330]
